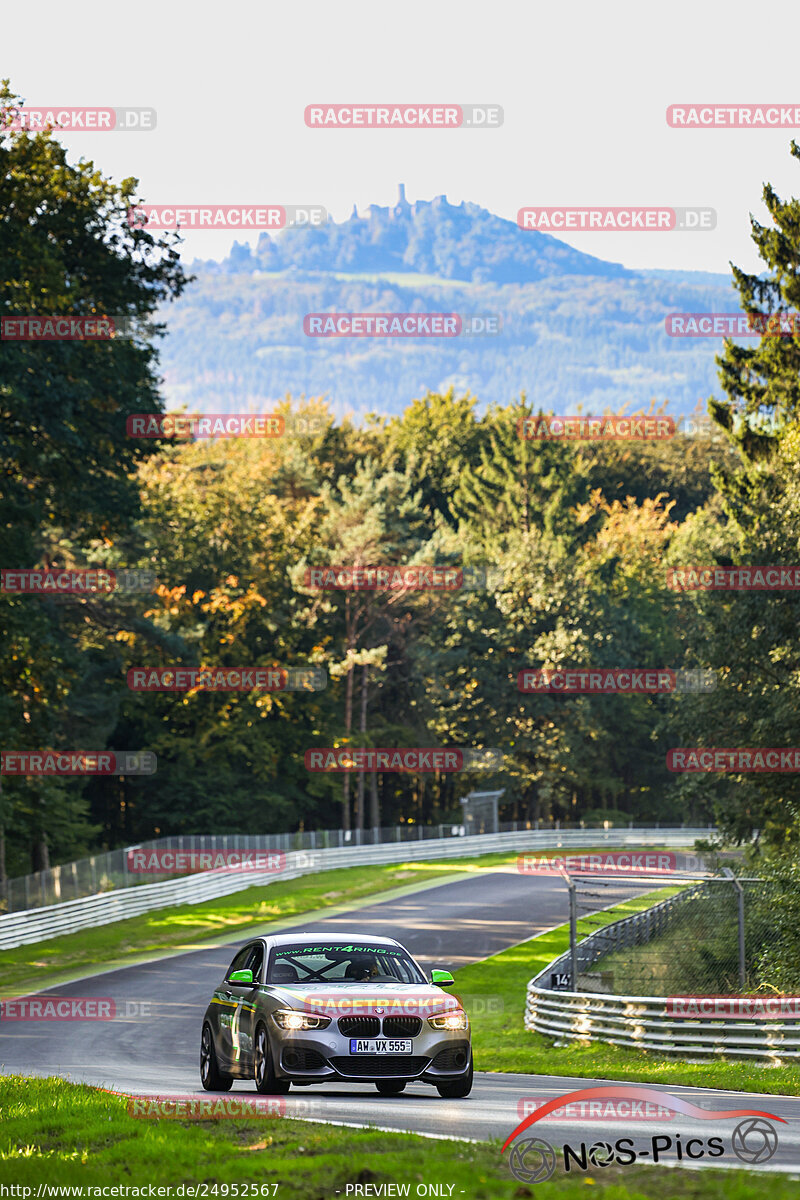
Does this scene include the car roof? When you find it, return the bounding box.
[263,932,404,949]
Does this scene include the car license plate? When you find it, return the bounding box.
[349,1038,412,1054]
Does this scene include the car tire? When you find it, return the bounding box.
[200,1023,233,1092]
[375,1081,406,1095]
[254,1023,291,1095]
[435,1053,473,1098]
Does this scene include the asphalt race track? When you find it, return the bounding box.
[2,867,799,1174]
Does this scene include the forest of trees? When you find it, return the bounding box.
[3,82,800,887]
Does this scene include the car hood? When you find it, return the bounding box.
[265,981,461,1018]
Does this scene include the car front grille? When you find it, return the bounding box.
[382,1016,422,1037]
[330,1055,429,1078]
[338,1016,380,1037]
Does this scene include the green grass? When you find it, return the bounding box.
[454,890,800,1095]
[0,1075,788,1198]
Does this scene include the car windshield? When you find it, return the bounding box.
[266,941,426,985]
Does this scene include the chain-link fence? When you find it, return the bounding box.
[575,875,778,995]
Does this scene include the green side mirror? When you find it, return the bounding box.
[229,968,255,985]
[431,969,455,987]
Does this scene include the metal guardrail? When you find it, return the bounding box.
[4,824,473,913]
[0,827,708,950]
[526,882,800,1063]
[3,821,715,914]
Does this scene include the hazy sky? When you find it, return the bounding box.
[7,0,800,274]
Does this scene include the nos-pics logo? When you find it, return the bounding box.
[504,1086,783,1182]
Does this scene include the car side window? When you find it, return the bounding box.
[246,943,264,983]
[226,946,251,980]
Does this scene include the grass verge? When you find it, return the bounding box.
[0,1075,787,1198]
[455,890,800,1095]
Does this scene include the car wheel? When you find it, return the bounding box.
[435,1053,473,1098]
[254,1023,290,1095]
[200,1023,233,1092]
[375,1081,406,1095]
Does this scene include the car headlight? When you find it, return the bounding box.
[272,1009,331,1031]
[427,1010,469,1031]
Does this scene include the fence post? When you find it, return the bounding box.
[569,880,577,990]
[724,869,746,990]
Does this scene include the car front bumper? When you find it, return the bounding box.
[270,1022,472,1084]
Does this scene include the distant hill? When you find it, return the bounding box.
[156,190,736,420]
[201,187,631,284]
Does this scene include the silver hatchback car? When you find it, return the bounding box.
[201,932,473,1097]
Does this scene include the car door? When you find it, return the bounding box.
[216,945,253,1073]
[236,941,264,1072]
